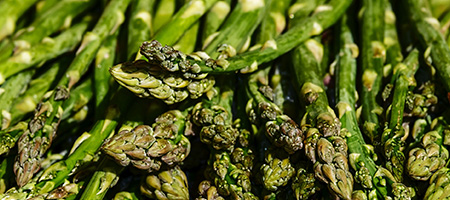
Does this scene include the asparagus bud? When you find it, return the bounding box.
[424,167,450,199]
[260,151,295,191]
[140,166,189,200]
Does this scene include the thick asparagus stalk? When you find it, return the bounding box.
[110,0,352,104]
[0,0,39,41]
[292,37,353,199]
[152,0,176,34]
[13,0,131,187]
[0,0,96,62]
[202,0,265,58]
[0,20,90,85]
[0,70,34,129]
[407,117,449,181]
[381,50,420,182]
[127,0,155,60]
[402,0,450,93]
[360,0,386,144]
[201,0,231,44]
[140,166,189,199]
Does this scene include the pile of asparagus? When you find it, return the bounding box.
[1,0,450,199]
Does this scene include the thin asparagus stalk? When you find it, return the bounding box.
[383,1,403,77]
[257,0,290,44]
[127,0,156,60]
[381,50,420,182]
[0,20,90,85]
[402,0,450,93]
[111,0,352,104]
[291,37,353,200]
[35,0,60,17]
[13,0,131,187]
[201,0,231,44]
[360,0,386,144]
[407,117,449,181]
[140,166,190,199]
[0,70,34,129]
[202,0,266,59]
[0,0,39,41]
[173,21,200,53]
[152,0,176,34]
[0,0,96,62]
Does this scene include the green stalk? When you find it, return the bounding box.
[381,50,420,182]
[202,0,266,59]
[127,0,155,60]
[257,0,290,44]
[0,70,34,129]
[173,21,200,53]
[29,88,133,196]
[359,0,385,144]
[152,0,176,33]
[403,0,450,93]
[94,33,119,120]
[383,1,403,77]
[201,0,231,44]
[291,36,353,200]
[151,0,219,48]
[0,0,96,62]
[0,20,90,85]
[0,0,39,40]
[13,0,130,187]
[111,0,352,105]
[7,57,67,130]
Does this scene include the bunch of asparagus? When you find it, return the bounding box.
[2,0,450,199]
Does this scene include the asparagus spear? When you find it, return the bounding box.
[291,162,320,200]
[202,0,266,58]
[407,117,449,181]
[0,0,96,62]
[0,77,92,156]
[291,37,353,200]
[127,0,155,60]
[173,21,200,54]
[14,0,131,187]
[196,180,226,199]
[0,20,90,85]
[424,167,450,199]
[402,0,450,93]
[383,1,403,76]
[201,0,231,44]
[0,0,39,41]
[360,0,386,144]
[0,70,34,129]
[152,0,176,34]
[381,50,420,182]
[140,166,189,199]
[110,0,352,104]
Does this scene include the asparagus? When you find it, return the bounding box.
[424,167,450,199]
[152,0,176,34]
[260,149,295,192]
[111,0,352,104]
[173,21,200,54]
[245,70,303,154]
[0,20,90,85]
[196,180,226,200]
[0,0,96,62]
[403,0,450,93]
[291,163,320,200]
[127,0,155,60]
[6,57,67,130]
[0,77,92,156]
[201,0,231,44]
[140,166,189,200]
[0,0,39,41]
[202,0,265,58]
[13,0,131,187]
[360,0,385,144]
[383,1,403,76]
[381,50,420,182]
[0,70,34,129]
[407,117,449,181]
[291,36,353,199]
